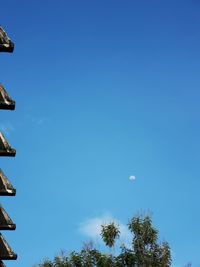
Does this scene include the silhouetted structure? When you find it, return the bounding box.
[0,85,15,110]
[0,206,16,230]
[0,234,17,260]
[0,26,17,265]
[0,27,14,53]
[0,260,5,267]
[0,132,16,157]
[0,170,16,196]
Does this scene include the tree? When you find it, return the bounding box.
[35,215,171,267]
[101,222,120,248]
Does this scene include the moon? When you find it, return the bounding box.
[129,175,136,181]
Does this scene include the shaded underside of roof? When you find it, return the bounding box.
[0,27,14,53]
[0,234,17,260]
[0,133,16,157]
[0,85,15,110]
[0,206,16,230]
[0,169,16,196]
[0,261,5,267]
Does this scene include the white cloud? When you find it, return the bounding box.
[79,213,132,247]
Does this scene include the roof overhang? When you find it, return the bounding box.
[0,27,14,53]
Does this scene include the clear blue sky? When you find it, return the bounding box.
[1,1,200,266]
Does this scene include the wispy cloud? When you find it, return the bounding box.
[25,113,50,126]
[0,122,14,135]
[79,213,132,248]
[31,116,50,125]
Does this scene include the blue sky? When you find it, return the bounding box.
[1,0,200,266]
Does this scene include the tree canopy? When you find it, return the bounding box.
[35,215,171,267]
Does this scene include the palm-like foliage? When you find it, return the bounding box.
[35,215,171,267]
